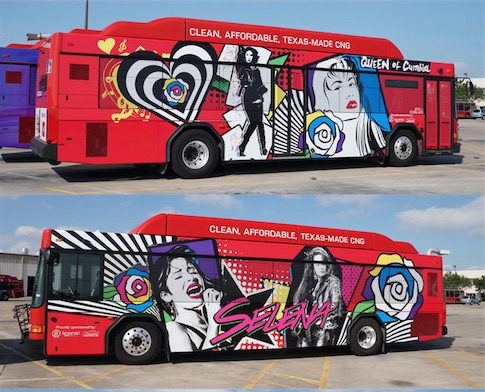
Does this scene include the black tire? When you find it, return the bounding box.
[350,318,383,356]
[171,130,219,178]
[47,159,61,166]
[114,321,161,365]
[0,292,9,301]
[388,130,417,166]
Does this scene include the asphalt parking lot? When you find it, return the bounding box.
[0,120,484,194]
[0,297,483,390]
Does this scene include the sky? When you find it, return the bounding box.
[0,0,484,78]
[0,194,484,272]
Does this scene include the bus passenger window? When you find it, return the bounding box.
[70,64,90,80]
[6,71,22,84]
[427,273,438,297]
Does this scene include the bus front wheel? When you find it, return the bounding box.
[350,318,383,356]
[114,321,161,365]
[171,130,219,178]
[388,130,417,166]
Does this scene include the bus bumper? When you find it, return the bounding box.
[442,325,448,336]
[30,138,58,162]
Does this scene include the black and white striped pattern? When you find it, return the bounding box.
[273,89,306,155]
[385,320,417,343]
[117,43,217,125]
[48,230,173,319]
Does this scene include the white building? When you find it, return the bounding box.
[444,269,485,298]
[470,78,485,109]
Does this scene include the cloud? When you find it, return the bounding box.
[315,195,381,207]
[149,206,178,217]
[397,196,485,236]
[184,194,244,209]
[0,225,43,255]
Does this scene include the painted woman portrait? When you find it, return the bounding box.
[306,54,390,158]
[290,246,346,348]
[149,243,222,352]
[236,46,268,156]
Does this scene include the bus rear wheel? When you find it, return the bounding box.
[350,318,383,356]
[114,321,161,365]
[171,130,219,178]
[388,130,417,166]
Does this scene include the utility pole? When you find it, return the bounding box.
[84,0,89,29]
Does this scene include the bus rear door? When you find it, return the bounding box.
[425,79,453,151]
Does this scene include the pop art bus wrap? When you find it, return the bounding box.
[30,18,459,178]
[24,214,446,365]
[0,45,38,149]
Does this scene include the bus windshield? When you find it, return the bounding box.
[31,252,47,308]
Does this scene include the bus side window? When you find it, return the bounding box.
[50,253,102,299]
[427,272,439,297]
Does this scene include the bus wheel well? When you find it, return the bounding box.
[349,316,385,355]
[168,126,222,178]
[108,316,165,365]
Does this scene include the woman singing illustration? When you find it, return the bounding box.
[150,244,222,352]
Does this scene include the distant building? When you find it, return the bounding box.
[470,78,485,109]
[0,252,38,296]
[444,269,485,298]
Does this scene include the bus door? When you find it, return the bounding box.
[0,63,33,144]
[272,67,305,158]
[425,79,452,151]
[0,63,31,108]
[45,252,107,356]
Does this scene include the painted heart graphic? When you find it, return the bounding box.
[117,42,217,125]
[97,38,115,54]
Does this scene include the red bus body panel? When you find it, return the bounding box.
[30,17,458,168]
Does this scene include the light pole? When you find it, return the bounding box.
[453,265,457,274]
[84,0,89,29]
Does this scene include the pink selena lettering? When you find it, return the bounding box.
[210,298,335,345]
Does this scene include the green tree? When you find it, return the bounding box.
[455,80,485,101]
[473,275,485,297]
[443,271,471,289]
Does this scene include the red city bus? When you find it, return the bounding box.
[0,274,24,300]
[29,17,460,178]
[21,213,446,364]
[444,288,464,303]
[455,100,476,119]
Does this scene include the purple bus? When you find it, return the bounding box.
[0,45,38,149]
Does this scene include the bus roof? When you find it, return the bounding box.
[0,45,38,64]
[94,17,403,58]
[130,213,417,253]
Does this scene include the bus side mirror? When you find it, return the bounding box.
[467,81,475,95]
[45,250,60,265]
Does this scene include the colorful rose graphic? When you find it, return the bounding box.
[162,78,189,107]
[305,110,345,157]
[353,254,424,323]
[111,264,154,312]
[370,254,424,321]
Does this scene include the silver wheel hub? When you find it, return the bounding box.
[393,136,413,160]
[182,140,210,169]
[121,327,152,357]
[357,326,377,349]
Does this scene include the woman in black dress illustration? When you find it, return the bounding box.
[236,47,268,156]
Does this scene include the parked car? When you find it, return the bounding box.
[461,295,481,305]
[471,108,483,119]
